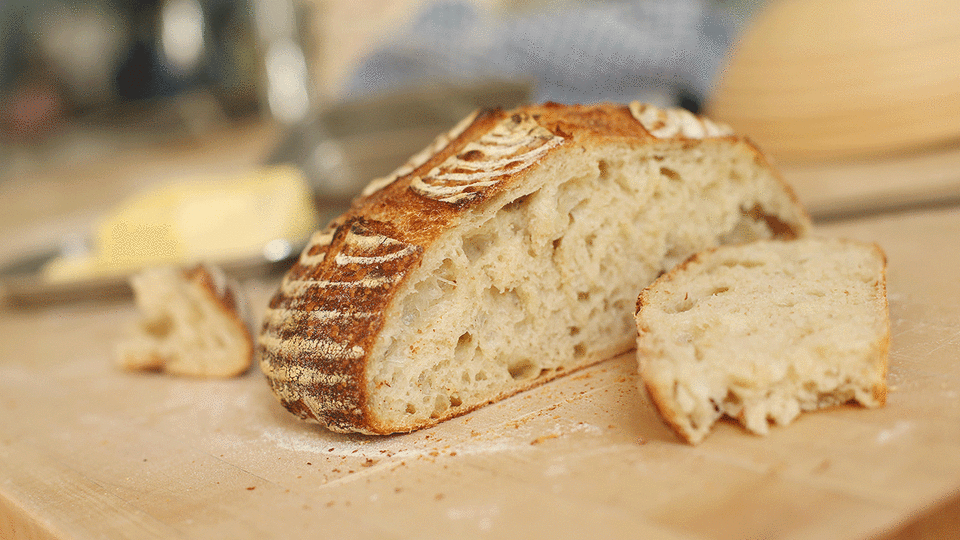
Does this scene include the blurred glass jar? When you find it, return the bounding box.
[0,0,318,138]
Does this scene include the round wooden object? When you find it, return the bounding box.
[708,0,960,162]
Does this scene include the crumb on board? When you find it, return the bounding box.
[531,433,560,445]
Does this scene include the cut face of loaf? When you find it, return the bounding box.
[259,102,812,434]
[635,238,889,444]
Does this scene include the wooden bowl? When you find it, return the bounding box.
[707,0,960,162]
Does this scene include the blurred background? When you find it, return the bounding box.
[0,0,756,181]
[1,0,959,302]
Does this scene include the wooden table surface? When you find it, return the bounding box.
[1,120,959,540]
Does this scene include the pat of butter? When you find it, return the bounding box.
[43,165,320,283]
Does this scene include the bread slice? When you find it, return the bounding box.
[118,264,254,377]
[635,237,889,444]
[259,102,812,434]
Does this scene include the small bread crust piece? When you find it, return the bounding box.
[118,264,254,378]
[259,102,812,434]
[635,238,889,444]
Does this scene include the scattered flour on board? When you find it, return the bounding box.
[875,420,912,445]
[259,419,604,459]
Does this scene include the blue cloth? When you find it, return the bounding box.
[344,0,743,108]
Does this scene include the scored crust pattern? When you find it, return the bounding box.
[259,219,422,427]
[360,111,481,198]
[409,113,564,204]
[629,101,733,139]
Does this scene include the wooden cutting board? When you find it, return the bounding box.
[780,145,960,222]
[2,204,960,539]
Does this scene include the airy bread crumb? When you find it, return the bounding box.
[118,264,253,378]
[635,237,889,444]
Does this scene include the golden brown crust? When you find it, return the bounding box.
[185,264,254,377]
[641,375,692,444]
[259,102,811,434]
[186,264,242,317]
[259,219,424,431]
[872,241,891,406]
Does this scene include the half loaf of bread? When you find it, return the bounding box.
[259,102,812,434]
[635,237,889,444]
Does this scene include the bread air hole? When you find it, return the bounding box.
[720,257,764,269]
[430,395,450,418]
[598,159,611,180]
[503,193,532,212]
[462,234,487,263]
[437,258,457,286]
[660,166,682,182]
[551,237,564,266]
[142,315,173,338]
[669,294,696,314]
[454,332,474,360]
[507,358,537,380]
[585,233,596,248]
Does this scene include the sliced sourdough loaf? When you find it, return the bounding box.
[259,102,812,434]
[635,237,889,444]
